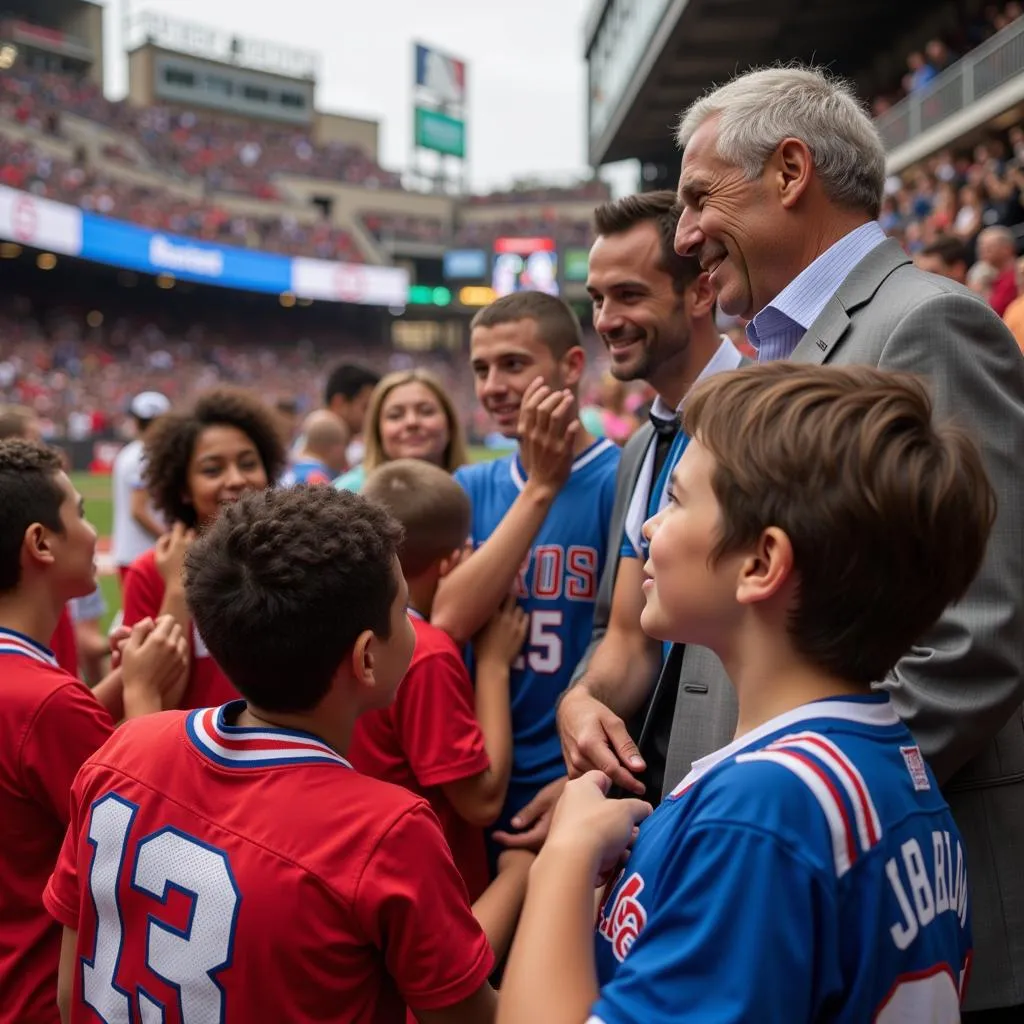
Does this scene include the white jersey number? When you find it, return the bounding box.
[82,793,240,1023]
[874,967,962,1022]
[511,610,563,674]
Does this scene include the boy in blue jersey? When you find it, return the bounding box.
[432,291,620,843]
[498,363,994,1024]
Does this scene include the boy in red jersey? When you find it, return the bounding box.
[0,441,187,1024]
[353,460,532,954]
[46,486,499,1023]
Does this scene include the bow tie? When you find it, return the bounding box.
[649,411,679,438]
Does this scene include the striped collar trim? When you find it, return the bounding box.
[186,701,353,770]
[0,626,58,667]
[670,695,899,798]
[510,438,615,491]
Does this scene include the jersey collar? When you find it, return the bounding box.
[669,694,900,798]
[0,626,58,667]
[186,701,353,770]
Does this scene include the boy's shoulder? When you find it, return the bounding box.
[408,615,463,666]
[669,697,923,879]
[79,705,441,885]
[454,453,514,490]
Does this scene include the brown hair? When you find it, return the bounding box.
[593,189,702,294]
[144,387,287,529]
[185,486,402,713]
[0,404,38,441]
[470,291,582,358]
[683,362,996,685]
[361,370,468,475]
[363,458,471,578]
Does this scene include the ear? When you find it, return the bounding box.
[735,527,794,606]
[437,547,464,579]
[348,629,378,691]
[560,346,586,389]
[772,138,814,210]
[685,271,717,320]
[23,522,58,573]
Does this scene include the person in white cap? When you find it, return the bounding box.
[111,392,171,585]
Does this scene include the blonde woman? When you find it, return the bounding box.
[333,369,468,491]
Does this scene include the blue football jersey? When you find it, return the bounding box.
[592,694,972,1024]
[455,439,620,818]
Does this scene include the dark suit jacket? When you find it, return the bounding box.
[643,239,1024,1010]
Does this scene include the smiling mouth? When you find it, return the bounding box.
[702,254,726,275]
[489,404,519,419]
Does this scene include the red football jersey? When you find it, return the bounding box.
[44,702,494,1023]
[121,549,239,709]
[50,605,79,678]
[0,628,114,1024]
[349,616,492,901]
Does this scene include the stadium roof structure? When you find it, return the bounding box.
[584,0,938,168]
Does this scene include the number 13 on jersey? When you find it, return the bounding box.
[81,793,240,1022]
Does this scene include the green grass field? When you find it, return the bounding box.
[73,446,505,633]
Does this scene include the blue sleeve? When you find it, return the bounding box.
[618,530,639,559]
[592,819,840,1023]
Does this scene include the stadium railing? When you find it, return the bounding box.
[878,17,1024,172]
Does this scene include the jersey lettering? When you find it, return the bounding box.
[82,792,241,1022]
[886,830,967,951]
[597,872,648,962]
[508,545,600,602]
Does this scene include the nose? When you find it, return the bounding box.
[674,205,704,258]
[594,300,624,337]
[479,368,506,399]
[642,508,664,543]
[223,462,247,488]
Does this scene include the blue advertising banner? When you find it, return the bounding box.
[79,214,293,295]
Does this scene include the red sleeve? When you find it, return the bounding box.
[394,650,490,789]
[19,681,114,826]
[43,768,88,929]
[122,554,164,627]
[355,803,493,1012]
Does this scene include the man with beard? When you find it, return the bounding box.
[550,191,743,807]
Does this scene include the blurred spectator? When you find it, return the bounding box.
[977,225,1020,314]
[914,235,970,284]
[967,260,1000,302]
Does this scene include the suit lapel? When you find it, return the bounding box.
[791,238,911,364]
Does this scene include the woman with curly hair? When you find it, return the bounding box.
[121,387,286,709]
[333,369,468,492]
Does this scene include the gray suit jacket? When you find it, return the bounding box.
[653,239,1024,1010]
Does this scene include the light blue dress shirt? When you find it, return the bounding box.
[746,222,888,363]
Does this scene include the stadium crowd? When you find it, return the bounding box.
[2,32,1024,1024]
[0,134,366,262]
[871,0,1023,114]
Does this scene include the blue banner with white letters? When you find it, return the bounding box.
[79,214,293,295]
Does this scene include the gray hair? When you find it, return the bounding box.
[977,225,1015,249]
[676,66,886,218]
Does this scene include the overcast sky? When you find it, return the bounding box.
[93,0,637,193]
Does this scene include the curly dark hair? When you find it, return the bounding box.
[143,388,286,528]
[0,440,66,592]
[184,486,403,713]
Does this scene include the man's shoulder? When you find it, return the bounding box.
[854,261,992,322]
[112,439,143,475]
[454,454,513,491]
